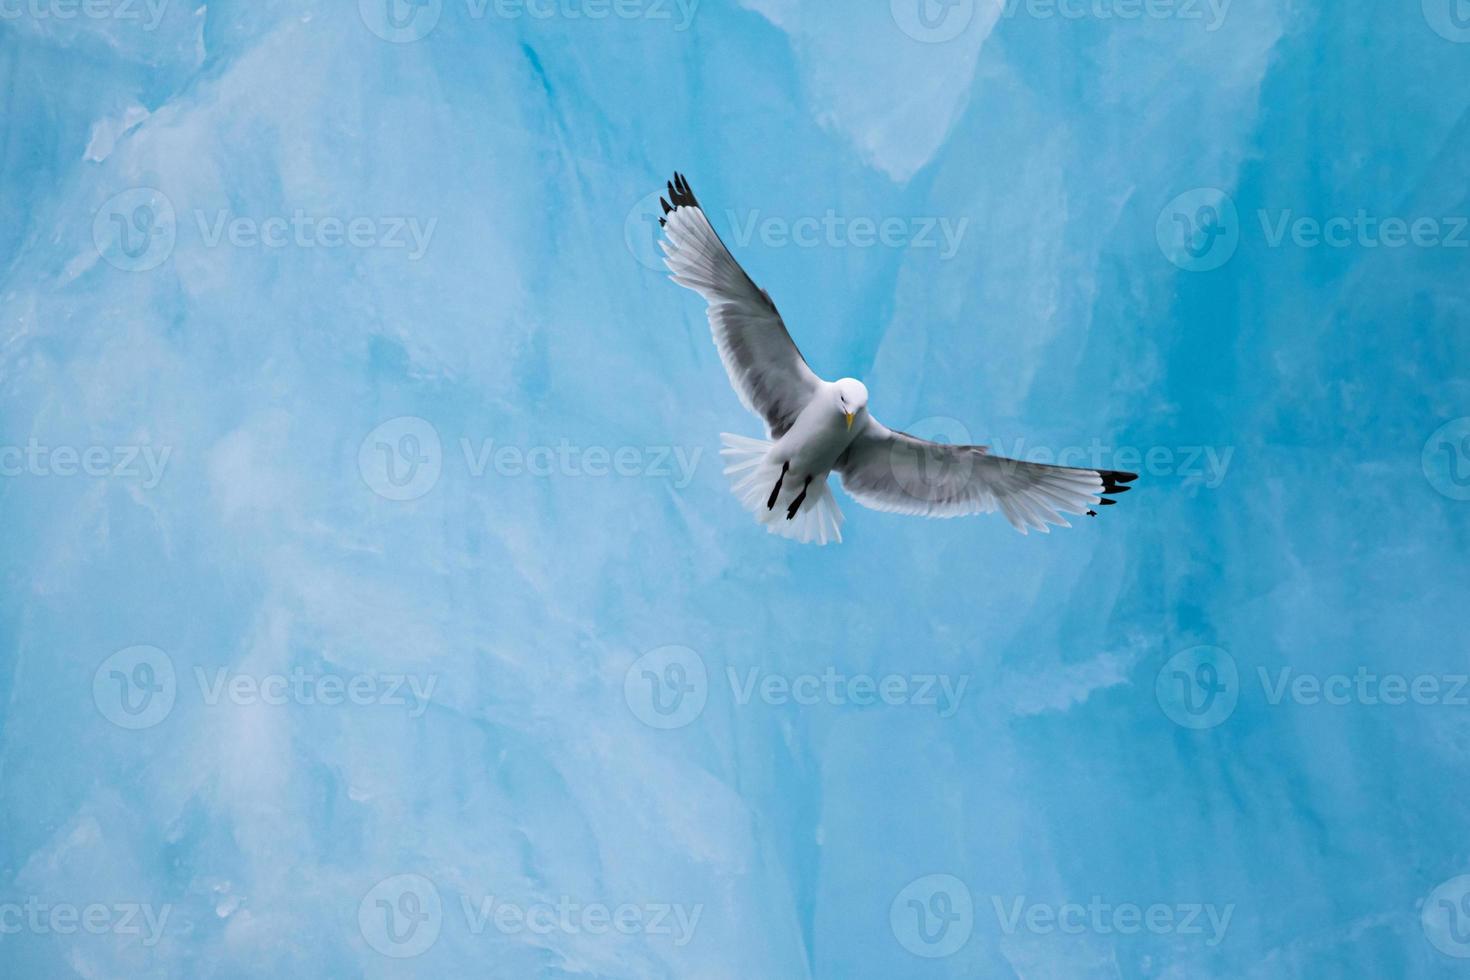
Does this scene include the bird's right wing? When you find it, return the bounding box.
[835,418,1137,534]
[658,172,822,438]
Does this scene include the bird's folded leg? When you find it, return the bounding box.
[766,461,789,510]
[786,476,812,520]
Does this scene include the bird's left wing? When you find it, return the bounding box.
[835,419,1137,534]
[658,172,822,438]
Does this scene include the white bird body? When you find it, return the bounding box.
[775,381,869,475]
[713,380,871,545]
[657,172,1136,546]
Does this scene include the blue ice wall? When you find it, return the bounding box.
[2,0,1469,977]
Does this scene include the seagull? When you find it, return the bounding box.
[657,172,1136,546]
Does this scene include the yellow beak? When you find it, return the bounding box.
[845,412,855,430]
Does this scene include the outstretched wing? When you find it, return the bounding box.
[659,172,822,438]
[835,419,1137,534]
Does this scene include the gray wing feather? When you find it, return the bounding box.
[659,173,822,438]
[835,419,1137,534]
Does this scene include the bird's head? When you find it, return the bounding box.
[834,378,869,431]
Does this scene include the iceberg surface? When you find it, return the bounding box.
[1,1,1469,976]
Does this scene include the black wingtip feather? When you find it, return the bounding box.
[1091,469,1137,517]
[664,172,699,211]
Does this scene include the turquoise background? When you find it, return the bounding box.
[2,0,1469,975]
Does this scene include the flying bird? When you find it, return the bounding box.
[657,172,1136,545]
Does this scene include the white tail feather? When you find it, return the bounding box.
[719,434,844,546]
